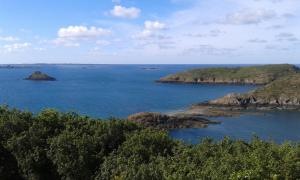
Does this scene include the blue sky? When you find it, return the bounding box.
[0,0,299,64]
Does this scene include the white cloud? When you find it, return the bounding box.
[181,44,236,56]
[3,43,31,52]
[144,21,166,30]
[223,9,277,25]
[58,26,111,39]
[266,25,284,29]
[110,6,141,19]
[248,38,268,43]
[52,26,111,47]
[185,29,225,38]
[34,47,46,51]
[135,21,166,39]
[253,0,284,3]
[131,21,173,51]
[3,0,300,64]
[0,36,19,42]
[112,0,121,3]
[52,38,80,47]
[265,44,290,51]
[276,32,298,42]
[96,40,111,46]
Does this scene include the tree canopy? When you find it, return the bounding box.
[0,106,299,180]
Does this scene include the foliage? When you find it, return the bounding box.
[0,106,300,180]
[0,143,23,180]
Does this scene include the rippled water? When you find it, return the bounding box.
[170,111,300,144]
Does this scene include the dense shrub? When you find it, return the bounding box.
[0,106,299,180]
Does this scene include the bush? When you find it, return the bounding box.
[0,107,299,180]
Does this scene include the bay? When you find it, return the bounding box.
[0,64,299,143]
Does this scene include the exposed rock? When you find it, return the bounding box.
[128,112,220,130]
[208,93,259,107]
[25,71,56,81]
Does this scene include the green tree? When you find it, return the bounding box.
[0,143,23,180]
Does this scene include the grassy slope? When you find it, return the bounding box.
[159,64,299,84]
[209,74,300,106]
[249,74,300,100]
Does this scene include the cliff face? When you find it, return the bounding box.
[207,74,300,109]
[158,64,299,85]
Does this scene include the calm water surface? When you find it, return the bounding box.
[0,64,299,143]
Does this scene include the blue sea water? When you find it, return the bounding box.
[0,64,299,143]
[170,111,300,144]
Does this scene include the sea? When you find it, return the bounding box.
[0,64,299,144]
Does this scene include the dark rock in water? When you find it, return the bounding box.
[25,71,56,81]
[128,112,220,130]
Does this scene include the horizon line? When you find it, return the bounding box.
[0,63,298,65]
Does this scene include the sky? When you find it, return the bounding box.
[0,0,299,64]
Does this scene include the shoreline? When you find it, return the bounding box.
[156,80,266,85]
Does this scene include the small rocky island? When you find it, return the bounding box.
[128,112,220,130]
[158,64,299,85]
[25,71,56,81]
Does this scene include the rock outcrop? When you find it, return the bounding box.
[209,93,257,106]
[25,71,56,81]
[128,112,220,130]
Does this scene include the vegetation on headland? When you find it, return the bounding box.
[25,71,56,81]
[1,107,300,180]
[158,64,299,85]
[208,73,300,109]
